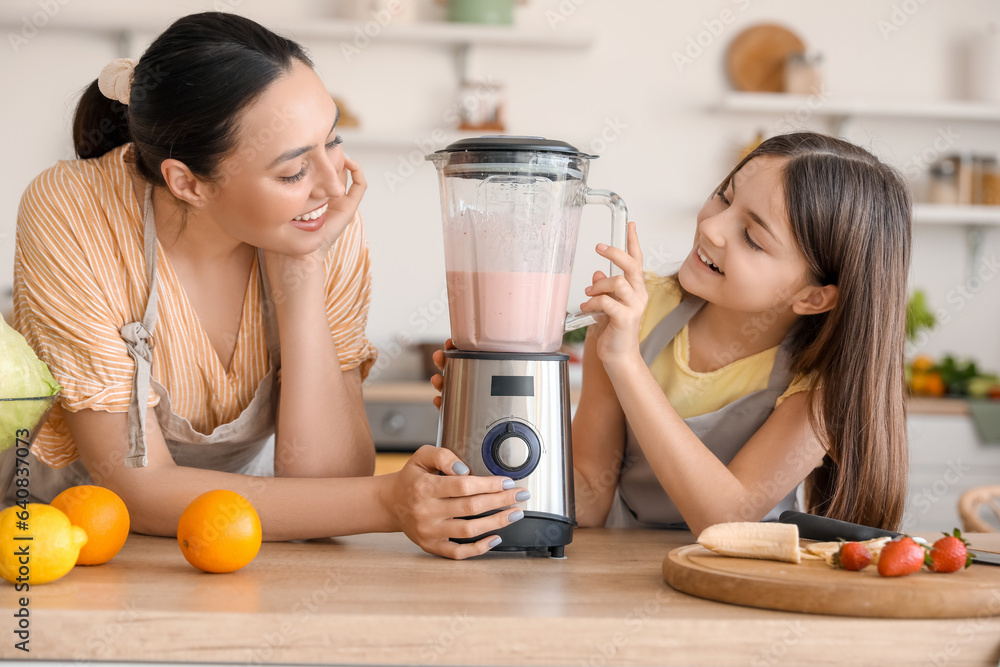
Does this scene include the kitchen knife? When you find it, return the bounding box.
[778,510,1000,567]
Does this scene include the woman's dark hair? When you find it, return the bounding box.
[713,132,912,531]
[72,12,312,184]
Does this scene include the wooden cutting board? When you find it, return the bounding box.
[726,24,805,92]
[663,544,1000,618]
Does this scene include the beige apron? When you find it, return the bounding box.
[1,185,280,505]
[606,296,802,529]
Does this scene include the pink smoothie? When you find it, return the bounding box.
[447,271,572,353]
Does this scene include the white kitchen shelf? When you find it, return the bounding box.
[339,128,498,151]
[0,12,591,50]
[912,204,1000,226]
[718,92,1000,123]
[282,19,592,49]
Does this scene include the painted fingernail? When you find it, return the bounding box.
[501,478,515,490]
[515,490,531,502]
[489,536,502,548]
[452,461,470,475]
[508,510,524,522]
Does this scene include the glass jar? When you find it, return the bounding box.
[982,156,1000,206]
[927,158,959,205]
[783,52,823,95]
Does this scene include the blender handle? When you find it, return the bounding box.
[565,188,629,332]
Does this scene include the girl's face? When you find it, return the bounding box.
[199,60,350,256]
[678,156,816,314]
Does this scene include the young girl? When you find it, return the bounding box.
[573,132,911,535]
[3,12,527,559]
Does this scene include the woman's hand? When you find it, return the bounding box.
[265,155,368,276]
[580,222,648,367]
[263,156,368,309]
[430,338,456,410]
[312,155,369,259]
[378,445,529,559]
[319,155,367,254]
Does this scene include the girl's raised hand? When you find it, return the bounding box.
[430,338,456,409]
[378,445,529,559]
[580,221,648,366]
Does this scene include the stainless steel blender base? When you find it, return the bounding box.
[438,350,576,555]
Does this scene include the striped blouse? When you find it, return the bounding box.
[13,144,378,468]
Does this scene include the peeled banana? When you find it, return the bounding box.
[802,536,891,567]
[697,522,801,564]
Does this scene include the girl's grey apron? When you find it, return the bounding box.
[1,186,279,506]
[605,296,802,529]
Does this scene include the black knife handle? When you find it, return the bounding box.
[778,510,901,542]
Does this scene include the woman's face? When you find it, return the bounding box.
[678,156,816,314]
[202,60,351,256]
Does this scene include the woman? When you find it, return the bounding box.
[7,12,526,559]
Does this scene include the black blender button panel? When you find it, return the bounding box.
[481,421,541,480]
[490,375,534,397]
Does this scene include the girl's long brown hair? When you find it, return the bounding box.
[717,133,911,530]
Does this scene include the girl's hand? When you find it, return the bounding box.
[580,222,648,366]
[430,338,456,410]
[378,445,529,559]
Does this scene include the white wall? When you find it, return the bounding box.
[1,0,999,382]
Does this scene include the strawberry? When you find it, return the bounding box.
[834,541,872,571]
[927,529,973,573]
[877,537,926,577]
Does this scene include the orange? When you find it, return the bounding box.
[177,490,261,573]
[50,485,130,566]
[909,371,929,395]
[925,372,946,397]
[911,355,936,373]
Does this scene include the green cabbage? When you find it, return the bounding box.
[1,312,60,452]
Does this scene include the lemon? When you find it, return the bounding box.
[0,503,88,585]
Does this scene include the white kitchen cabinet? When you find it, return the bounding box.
[905,410,1000,532]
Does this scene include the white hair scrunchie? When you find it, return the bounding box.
[98,58,137,105]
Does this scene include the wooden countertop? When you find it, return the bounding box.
[5,529,1000,665]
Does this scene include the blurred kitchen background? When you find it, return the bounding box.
[1,0,999,532]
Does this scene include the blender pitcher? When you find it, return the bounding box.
[426,136,628,353]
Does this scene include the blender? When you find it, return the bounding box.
[426,136,627,557]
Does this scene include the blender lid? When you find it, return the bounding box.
[433,135,598,159]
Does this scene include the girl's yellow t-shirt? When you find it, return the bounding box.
[640,274,813,420]
[14,145,378,468]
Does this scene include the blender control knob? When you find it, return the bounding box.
[496,436,530,469]
[481,421,541,480]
